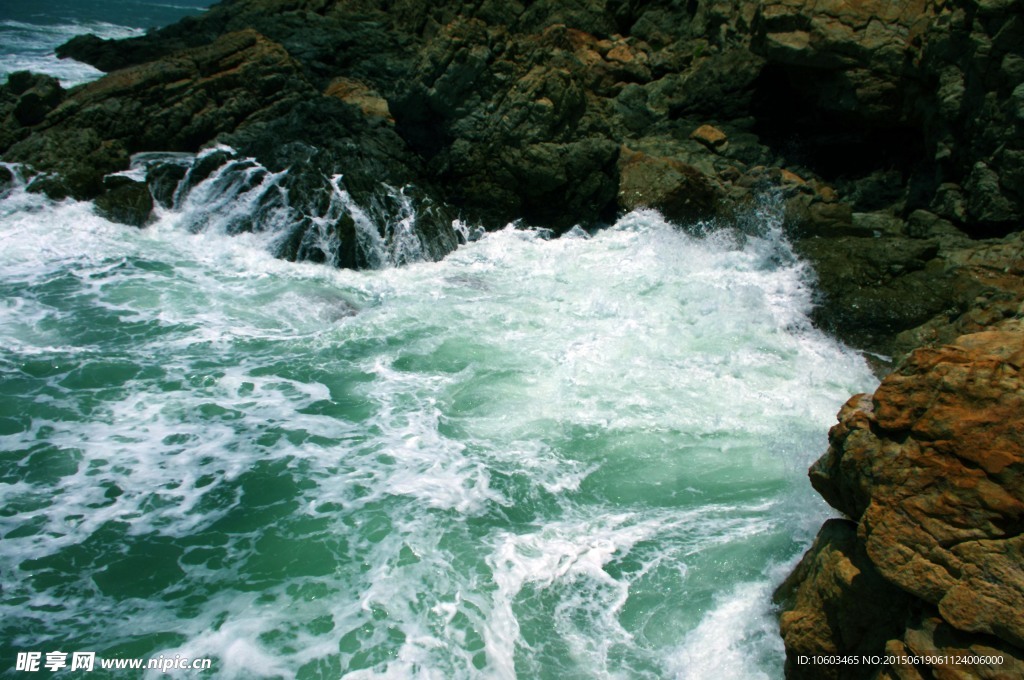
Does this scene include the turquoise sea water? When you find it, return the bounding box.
[1,3,879,676]
[0,162,878,677]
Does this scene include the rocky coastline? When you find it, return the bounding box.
[1,1,1022,677]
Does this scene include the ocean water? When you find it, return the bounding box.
[1,3,878,677]
[0,0,212,87]
[0,156,877,678]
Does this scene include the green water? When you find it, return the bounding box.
[0,183,876,678]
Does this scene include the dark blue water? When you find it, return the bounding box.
[0,0,216,86]
[1,0,214,29]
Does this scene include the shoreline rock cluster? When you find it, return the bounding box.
[777,314,1024,678]
[1,2,1022,677]
[1,0,1020,358]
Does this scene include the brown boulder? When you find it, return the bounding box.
[616,147,723,225]
[782,325,1024,678]
[324,77,393,122]
[852,331,1024,647]
[775,518,912,680]
[690,124,728,151]
[895,610,1024,679]
[784,326,1024,677]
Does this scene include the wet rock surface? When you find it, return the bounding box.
[775,518,914,680]
[93,176,154,227]
[3,24,458,266]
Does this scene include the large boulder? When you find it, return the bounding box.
[616,147,724,225]
[93,176,154,227]
[780,325,1024,678]
[813,330,1024,641]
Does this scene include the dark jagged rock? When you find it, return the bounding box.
[93,176,154,227]
[7,72,66,127]
[0,164,14,199]
[0,72,66,152]
[795,236,952,354]
[144,161,190,209]
[796,230,1024,365]
[3,30,311,199]
[2,25,459,265]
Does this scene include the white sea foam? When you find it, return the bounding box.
[0,176,877,677]
[667,580,782,680]
[0,20,144,87]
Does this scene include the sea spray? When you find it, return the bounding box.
[138,147,460,269]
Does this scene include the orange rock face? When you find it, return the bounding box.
[690,124,729,150]
[775,519,912,680]
[781,326,1024,677]
[615,146,724,225]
